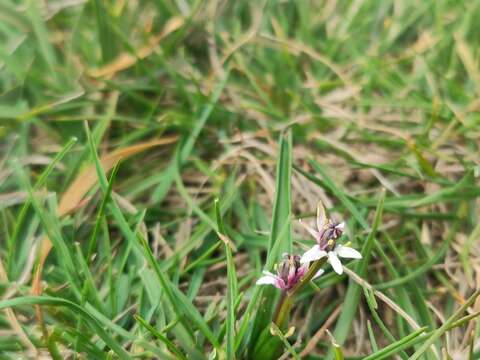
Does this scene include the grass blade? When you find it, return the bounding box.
[326,189,385,359]
[0,296,130,359]
[152,70,230,202]
[84,122,218,353]
[13,163,81,298]
[8,136,77,278]
[363,327,428,360]
[215,198,238,360]
[135,314,187,360]
[307,158,369,230]
[410,289,480,360]
[249,130,293,353]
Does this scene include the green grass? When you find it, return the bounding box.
[1,1,480,358]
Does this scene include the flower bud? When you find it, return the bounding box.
[277,253,307,290]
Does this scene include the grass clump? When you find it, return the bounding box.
[1,1,480,359]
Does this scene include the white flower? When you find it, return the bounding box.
[299,201,362,275]
[256,253,325,290]
[300,243,361,275]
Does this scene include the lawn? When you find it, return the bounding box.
[1,1,480,359]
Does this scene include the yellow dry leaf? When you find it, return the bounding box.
[88,17,185,78]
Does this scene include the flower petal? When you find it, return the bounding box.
[297,264,309,277]
[262,270,276,277]
[328,251,343,275]
[275,278,287,289]
[300,245,327,264]
[316,201,326,233]
[335,222,345,231]
[336,245,362,259]
[299,219,320,239]
[312,268,325,280]
[256,274,277,286]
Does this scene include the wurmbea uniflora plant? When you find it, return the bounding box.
[254,201,363,357]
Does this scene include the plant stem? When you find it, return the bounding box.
[273,290,287,322]
[273,258,327,329]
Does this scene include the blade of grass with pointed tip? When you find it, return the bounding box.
[84,300,177,357]
[62,93,116,187]
[326,190,385,360]
[0,296,130,359]
[135,314,187,360]
[136,233,220,352]
[215,198,237,360]
[268,131,293,254]
[307,158,369,230]
[374,234,438,359]
[249,130,293,354]
[367,320,379,353]
[363,286,409,360]
[162,175,239,272]
[235,209,292,356]
[374,223,457,290]
[33,133,178,298]
[410,289,480,360]
[152,70,230,203]
[174,170,217,231]
[8,136,77,277]
[74,243,105,312]
[86,162,120,261]
[14,163,82,299]
[92,0,116,63]
[84,122,216,354]
[25,0,57,80]
[363,313,480,360]
[363,327,428,360]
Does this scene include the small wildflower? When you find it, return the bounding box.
[256,253,324,290]
[299,202,361,275]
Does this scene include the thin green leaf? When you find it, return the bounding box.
[9,136,77,277]
[135,314,186,360]
[0,296,130,360]
[152,70,230,202]
[327,190,385,359]
[410,289,480,360]
[363,327,428,360]
[250,130,292,353]
[215,198,237,360]
[307,158,369,230]
[13,163,81,298]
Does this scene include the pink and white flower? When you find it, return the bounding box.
[256,253,324,290]
[299,202,362,275]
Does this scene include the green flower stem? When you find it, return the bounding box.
[274,258,328,329]
[272,290,287,322]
